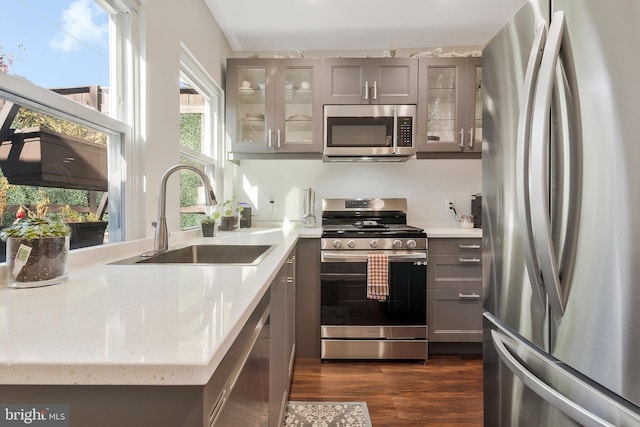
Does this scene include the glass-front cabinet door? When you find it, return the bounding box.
[227,58,321,155]
[466,58,482,153]
[276,60,322,153]
[227,62,273,152]
[417,57,482,156]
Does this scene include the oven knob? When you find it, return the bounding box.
[393,239,403,248]
[407,239,417,249]
[347,240,356,248]
[333,240,343,249]
[370,240,379,248]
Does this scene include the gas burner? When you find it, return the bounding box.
[353,220,388,229]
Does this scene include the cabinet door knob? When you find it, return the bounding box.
[364,80,369,101]
[459,128,465,149]
[459,257,481,263]
[458,292,480,299]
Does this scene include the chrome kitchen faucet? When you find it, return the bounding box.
[147,164,217,255]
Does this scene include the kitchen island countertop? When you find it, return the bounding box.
[0,226,318,386]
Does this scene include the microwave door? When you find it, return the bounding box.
[325,116,395,156]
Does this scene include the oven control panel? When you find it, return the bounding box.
[321,238,427,251]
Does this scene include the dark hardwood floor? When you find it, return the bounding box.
[288,356,483,426]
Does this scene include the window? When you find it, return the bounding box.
[0,0,138,251]
[178,44,224,230]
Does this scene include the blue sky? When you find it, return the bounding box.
[1,0,109,88]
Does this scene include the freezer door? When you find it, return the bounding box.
[485,313,640,426]
[482,1,548,349]
[544,0,640,409]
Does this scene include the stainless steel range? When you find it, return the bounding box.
[320,198,428,361]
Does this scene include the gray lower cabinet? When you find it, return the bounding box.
[269,251,296,426]
[294,238,320,358]
[210,293,271,426]
[428,238,483,343]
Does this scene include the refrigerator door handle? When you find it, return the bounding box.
[529,11,566,317]
[516,24,547,307]
[551,54,581,295]
[491,329,614,427]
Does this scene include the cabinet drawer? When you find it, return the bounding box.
[428,255,482,291]
[429,238,481,255]
[428,290,483,342]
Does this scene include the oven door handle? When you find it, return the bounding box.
[321,251,427,262]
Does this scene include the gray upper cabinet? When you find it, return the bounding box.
[322,58,418,104]
[417,57,482,157]
[227,58,322,156]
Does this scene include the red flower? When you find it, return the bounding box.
[16,208,25,220]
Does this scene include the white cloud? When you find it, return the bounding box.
[49,0,108,53]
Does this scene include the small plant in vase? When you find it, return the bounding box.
[218,198,243,231]
[0,200,71,288]
[200,213,219,237]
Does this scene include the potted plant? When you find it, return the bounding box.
[218,198,243,231]
[59,204,108,249]
[200,213,219,237]
[0,202,70,288]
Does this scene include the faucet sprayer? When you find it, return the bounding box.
[148,164,218,255]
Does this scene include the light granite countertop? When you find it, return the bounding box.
[0,223,477,387]
[0,227,316,386]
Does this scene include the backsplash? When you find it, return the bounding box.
[229,158,481,227]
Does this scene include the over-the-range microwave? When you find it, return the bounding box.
[323,104,416,162]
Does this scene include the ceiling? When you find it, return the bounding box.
[204,0,528,53]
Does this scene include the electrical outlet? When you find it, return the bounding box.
[445,199,456,213]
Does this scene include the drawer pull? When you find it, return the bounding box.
[459,244,481,249]
[458,292,480,299]
[459,257,481,263]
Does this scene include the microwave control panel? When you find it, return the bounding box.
[398,117,413,147]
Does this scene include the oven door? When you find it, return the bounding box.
[320,250,427,359]
[320,251,427,332]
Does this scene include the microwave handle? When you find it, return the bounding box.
[393,107,398,153]
[364,81,369,101]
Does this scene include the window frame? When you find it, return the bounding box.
[178,43,225,229]
[0,0,139,243]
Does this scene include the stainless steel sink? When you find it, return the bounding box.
[111,244,274,266]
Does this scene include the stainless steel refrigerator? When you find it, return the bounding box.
[482,0,640,425]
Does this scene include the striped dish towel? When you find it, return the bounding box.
[367,252,389,300]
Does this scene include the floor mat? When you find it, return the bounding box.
[283,401,372,426]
